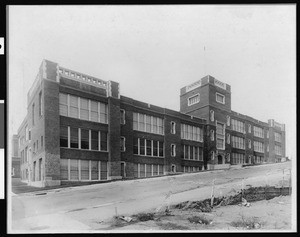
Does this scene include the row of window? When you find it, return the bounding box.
[60,126,108,151]
[133,163,164,178]
[232,136,245,149]
[133,138,164,157]
[31,91,43,127]
[254,141,264,153]
[59,93,108,124]
[231,119,245,133]
[253,156,264,164]
[254,126,264,138]
[181,124,203,142]
[275,132,282,142]
[187,92,226,107]
[275,145,282,155]
[181,145,203,161]
[183,166,201,173]
[133,112,164,135]
[60,159,108,181]
[231,153,245,164]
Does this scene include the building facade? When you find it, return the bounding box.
[16,60,286,187]
[11,134,21,178]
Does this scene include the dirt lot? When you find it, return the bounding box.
[101,195,291,231]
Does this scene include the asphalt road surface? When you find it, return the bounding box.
[9,162,292,233]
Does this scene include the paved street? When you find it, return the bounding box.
[9,162,292,233]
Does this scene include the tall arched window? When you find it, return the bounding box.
[210,130,214,141]
[210,110,214,122]
[227,133,230,144]
[227,115,230,126]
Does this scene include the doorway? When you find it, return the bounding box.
[218,155,223,164]
[121,162,126,178]
[171,164,176,173]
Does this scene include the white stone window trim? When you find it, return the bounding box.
[216,92,225,104]
[187,93,200,106]
[120,109,126,125]
[121,136,126,152]
[210,110,215,122]
[170,121,176,134]
[171,144,176,157]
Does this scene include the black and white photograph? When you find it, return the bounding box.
[7,5,296,233]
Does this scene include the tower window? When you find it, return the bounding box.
[188,94,200,106]
[210,110,215,122]
[216,93,225,104]
[170,121,176,134]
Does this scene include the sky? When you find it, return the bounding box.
[8,5,296,159]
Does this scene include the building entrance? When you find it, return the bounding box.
[218,155,223,164]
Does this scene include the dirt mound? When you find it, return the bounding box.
[173,186,291,211]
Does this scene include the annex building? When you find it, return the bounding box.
[16,60,286,187]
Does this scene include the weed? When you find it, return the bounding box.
[132,212,155,222]
[231,216,261,229]
[188,215,211,225]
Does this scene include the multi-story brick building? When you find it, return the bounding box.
[15,60,286,187]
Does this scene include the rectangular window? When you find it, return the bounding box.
[39,91,43,116]
[90,101,99,122]
[69,95,79,118]
[188,94,200,106]
[195,146,199,160]
[70,159,79,180]
[275,145,282,155]
[139,114,145,131]
[32,103,35,126]
[133,113,164,135]
[140,138,145,155]
[120,137,126,152]
[152,117,158,134]
[232,136,245,150]
[158,165,164,175]
[133,137,139,155]
[153,164,158,176]
[70,128,79,148]
[81,129,89,149]
[140,163,145,178]
[134,163,138,178]
[99,102,108,124]
[181,124,203,142]
[41,136,43,148]
[146,115,151,133]
[81,160,90,180]
[60,159,68,180]
[216,93,225,104]
[146,139,152,156]
[158,118,164,135]
[153,140,158,156]
[91,160,99,180]
[100,161,108,180]
[275,132,281,142]
[59,93,68,116]
[100,132,108,151]
[146,164,151,177]
[91,130,99,150]
[231,119,245,133]
[171,144,176,157]
[60,126,69,148]
[159,141,164,157]
[199,148,203,161]
[254,126,264,138]
[120,109,126,125]
[133,113,138,130]
[80,98,89,120]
